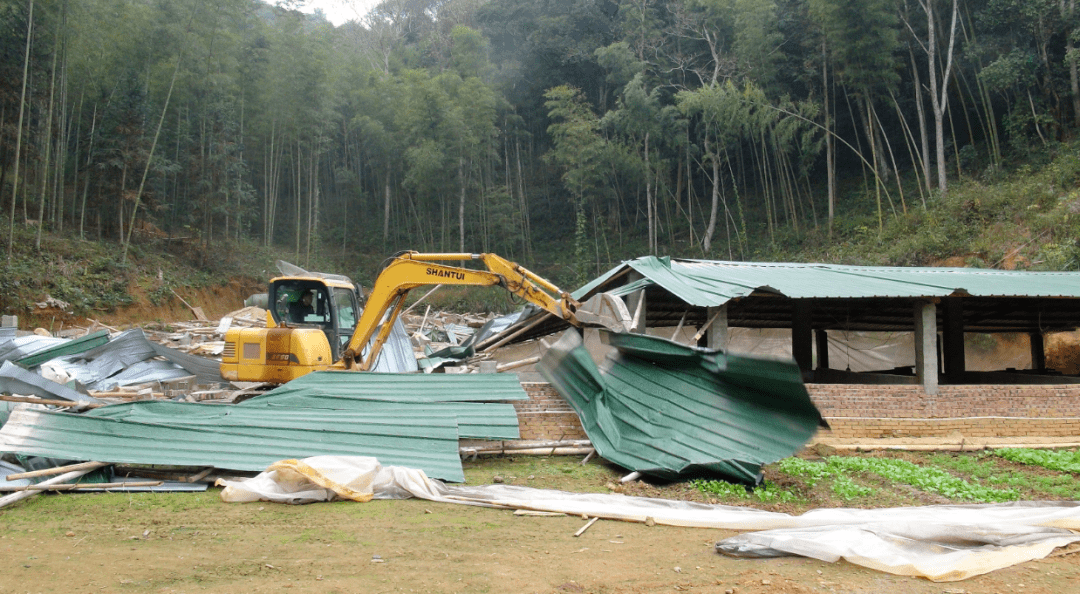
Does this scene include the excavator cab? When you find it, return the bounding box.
[221,275,362,383]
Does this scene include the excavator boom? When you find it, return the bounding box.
[341,252,623,371]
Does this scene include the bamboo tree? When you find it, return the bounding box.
[7,0,33,263]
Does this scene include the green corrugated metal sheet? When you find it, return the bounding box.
[538,329,822,484]
[14,330,110,368]
[237,396,520,440]
[260,370,529,402]
[0,401,465,482]
[576,256,1080,304]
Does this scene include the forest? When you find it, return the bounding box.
[1,0,1079,287]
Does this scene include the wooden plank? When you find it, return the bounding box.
[5,461,110,481]
[0,468,98,509]
[0,395,105,409]
[574,517,599,537]
[0,481,163,492]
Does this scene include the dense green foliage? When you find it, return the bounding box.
[2,0,1079,297]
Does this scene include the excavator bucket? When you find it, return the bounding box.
[574,293,634,333]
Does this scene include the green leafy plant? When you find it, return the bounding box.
[830,475,875,501]
[825,457,1019,502]
[691,479,799,503]
[993,448,1080,474]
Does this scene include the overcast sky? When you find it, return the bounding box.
[279,0,381,26]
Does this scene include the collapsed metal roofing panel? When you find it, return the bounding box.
[0,360,100,403]
[0,336,67,363]
[538,330,822,484]
[239,395,519,440]
[0,402,465,482]
[366,318,419,373]
[260,370,530,402]
[150,342,227,387]
[14,330,110,368]
[42,329,219,391]
[580,256,1080,304]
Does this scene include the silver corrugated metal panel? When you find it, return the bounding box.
[0,360,100,403]
[366,318,418,373]
[77,328,158,381]
[150,342,227,387]
[260,370,529,402]
[93,360,192,391]
[1,402,465,482]
[239,396,519,440]
[0,460,31,488]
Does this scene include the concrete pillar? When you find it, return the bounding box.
[914,300,939,395]
[942,298,965,382]
[792,300,813,376]
[1030,332,1046,372]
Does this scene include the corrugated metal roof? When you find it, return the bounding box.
[580,256,1080,304]
[261,370,529,402]
[238,396,520,440]
[0,402,465,482]
[538,330,822,484]
[14,330,110,368]
[0,360,100,403]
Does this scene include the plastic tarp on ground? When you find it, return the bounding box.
[218,456,1080,582]
[538,329,823,483]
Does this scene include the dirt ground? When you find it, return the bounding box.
[2,457,1079,594]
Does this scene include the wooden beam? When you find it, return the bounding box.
[5,461,109,481]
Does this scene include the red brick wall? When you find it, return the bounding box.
[512,382,1080,441]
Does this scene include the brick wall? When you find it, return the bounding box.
[808,383,1080,438]
[516,382,589,441]
[511,382,1080,441]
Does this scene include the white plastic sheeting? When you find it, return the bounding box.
[219,456,1080,581]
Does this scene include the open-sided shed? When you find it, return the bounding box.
[566,256,1080,395]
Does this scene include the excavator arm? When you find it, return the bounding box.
[339,252,623,371]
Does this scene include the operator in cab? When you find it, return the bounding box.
[289,290,315,323]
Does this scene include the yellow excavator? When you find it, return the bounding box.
[220,252,630,384]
